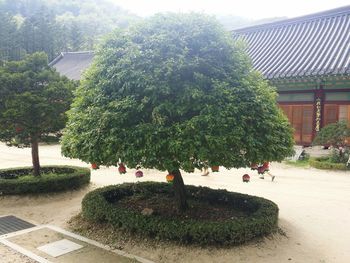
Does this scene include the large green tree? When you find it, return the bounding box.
[62,13,294,210]
[0,52,75,176]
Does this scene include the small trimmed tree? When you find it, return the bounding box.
[62,13,294,210]
[0,52,75,176]
[313,121,350,162]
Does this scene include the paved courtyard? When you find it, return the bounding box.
[0,143,350,262]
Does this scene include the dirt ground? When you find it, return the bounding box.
[0,243,35,263]
[6,227,138,263]
[0,143,349,263]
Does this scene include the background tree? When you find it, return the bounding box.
[313,121,350,163]
[0,52,75,176]
[70,21,84,51]
[19,5,58,60]
[0,10,22,61]
[0,0,284,62]
[61,13,294,210]
[0,0,140,61]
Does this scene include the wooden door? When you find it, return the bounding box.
[301,106,313,144]
[280,105,293,124]
[292,106,302,143]
[279,104,314,145]
[338,105,350,144]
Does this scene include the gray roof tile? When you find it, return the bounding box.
[49,51,94,80]
[233,6,350,79]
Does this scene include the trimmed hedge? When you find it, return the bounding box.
[82,182,279,246]
[0,166,90,195]
[309,157,349,170]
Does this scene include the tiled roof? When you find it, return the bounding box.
[49,51,94,80]
[233,6,350,79]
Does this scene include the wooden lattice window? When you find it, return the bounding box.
[324,105,338,126]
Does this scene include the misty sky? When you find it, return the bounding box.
[112,0,349,19]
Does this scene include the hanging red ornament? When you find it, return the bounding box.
[118,163,126,174]
[242,174,250,182]
[211,166,219,172]
[135,170,143,178]
[166,174,174,183]
[91,163,99,170]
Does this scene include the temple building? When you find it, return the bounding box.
[233,6,350,145]
[51,6,350,146]
[49,51,94,81]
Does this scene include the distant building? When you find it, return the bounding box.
[49,51,94,81]
[233,6,350,145]
[50,6,350,145]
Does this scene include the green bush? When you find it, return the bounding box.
[329,148,350,164]
[309,157,348,170]
[82,182,279,246]
[0,166,90,194]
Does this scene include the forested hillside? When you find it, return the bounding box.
[0,0,285,63]
[0,0,139,61]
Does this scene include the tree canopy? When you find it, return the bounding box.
[61,13,294,173]
[313,121,350,150]
[61,13,294,210]
[0,52,75,175]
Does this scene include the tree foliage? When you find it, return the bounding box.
[313,121,350,163]
[0,52,75,175]
[62,13,294,172]
[313,121,350,148]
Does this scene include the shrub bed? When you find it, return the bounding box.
[0,166,90,194]
[82,182,279,246]
[309,157,348,170]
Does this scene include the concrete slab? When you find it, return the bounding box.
[37,239,83,258]
[0,225,154,263]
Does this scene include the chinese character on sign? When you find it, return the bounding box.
[315,98,321,132]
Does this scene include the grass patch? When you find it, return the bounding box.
[284,159,310,168]
[309,157,349,170]
[284,153,311,168]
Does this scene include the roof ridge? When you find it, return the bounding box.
[48,53,64,67]
[233,5,350,33]
[61,51,94,55]
[49,51,94,67]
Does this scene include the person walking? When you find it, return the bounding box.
[257,162,275,182]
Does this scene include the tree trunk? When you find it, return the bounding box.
[31,136,40,176]
[339,148,343,158]
[170,169,188,211]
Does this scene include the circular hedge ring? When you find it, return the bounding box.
[82,182,279,245]
[309,157,349,170]
[0,166,90,195]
